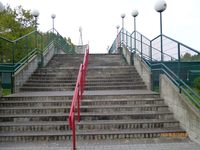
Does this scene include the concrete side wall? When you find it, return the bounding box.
[43,43,55,66]
[121,46,131,65]
[160,74,200,144]
[121,46,151,90]
[133,55,151,90]
[14,43,55,93]
[14,55,39,93]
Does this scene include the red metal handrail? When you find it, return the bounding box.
[68,46,89,150]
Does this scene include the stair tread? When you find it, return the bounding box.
[0,104,168,110]
[0,128,186,136]
[21,84,146,88]
[0,119,179,126]
[0,111,173,117]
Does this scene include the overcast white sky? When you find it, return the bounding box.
[1,0,200,53]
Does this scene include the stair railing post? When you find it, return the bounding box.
[178,43,181,93]
[141,34,143,61]
[126,31,128,46]
[150,41,152,62]
[11,42,16,93]
[72,118,76,150]
[78,87,81,122]
[81,64,84,96]
[130,34,134,65]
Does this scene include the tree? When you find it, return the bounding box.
[0,5,35,39]
[181,52,192,61]
[181,52,200,61]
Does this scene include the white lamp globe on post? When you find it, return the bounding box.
[31,9,40,54]
[131,10,139,31]
[121,13,126,44]
[31,9,40,30]
[155,0,167,61]
[51,13,56,32]
[131,10,139,51]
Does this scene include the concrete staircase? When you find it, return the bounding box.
[0,54,187,142]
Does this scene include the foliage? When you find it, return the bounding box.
[193,76,200,94]
[0,5,35,39]
[181,52,200,61]
[2,89,11,96]
[66,37,75,53]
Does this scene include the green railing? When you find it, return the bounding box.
[109,29,200,109]
[0,28,75,94]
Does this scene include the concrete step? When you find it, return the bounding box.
[0,111,174,122]
[0,119,180,133]
[30,72,140,78]
[2,93,160,101]
[0,128,187,142]
[45,54,127,67]
[0,104,169,115]
[26,78,142,83]
[0,98,164,108]
[20,84,147,91]
[86,84,146,90]
[28,75,141,81]
[22,81,144,87]
[36,66,137,73]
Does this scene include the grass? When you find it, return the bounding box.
[182,87,200,110]
[2,88,11,96]
[153,86,159,92]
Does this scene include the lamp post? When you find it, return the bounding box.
[31,9,41,65]
[155,0,167,61]
[31,9,40,30]
[51,13,56,32]
[131,10,139,52]
[116,25,120,50]
[121,13,126,44]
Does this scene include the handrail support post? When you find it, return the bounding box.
[72,119,76,150]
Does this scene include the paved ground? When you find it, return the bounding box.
[0,139,199,150]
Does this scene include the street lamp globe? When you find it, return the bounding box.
[116,25,120,30]
[31,9,40,18]
[31,9,39,30]
[51,13,56,19]
[155,0,167,12]
[132,10,139,17]
[155,0,167,61]
[121,13,126,18]
[0,1,4,12]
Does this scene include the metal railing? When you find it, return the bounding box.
[68,46,89,150]
[109,29,200,109]
[0,28,74,93]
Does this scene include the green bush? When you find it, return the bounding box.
[193,76,200,94]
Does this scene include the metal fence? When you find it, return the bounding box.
[0,28,75,94]
[109,29,200,109]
